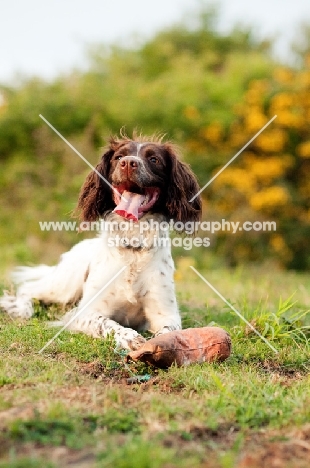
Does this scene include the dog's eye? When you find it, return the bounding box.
[150,156,159,164]
[115,155,123,160]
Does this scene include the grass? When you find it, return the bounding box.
[0,266,309,468]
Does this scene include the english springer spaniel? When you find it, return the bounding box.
[0,134,201,350]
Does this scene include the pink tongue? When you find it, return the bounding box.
[113,191,145,221]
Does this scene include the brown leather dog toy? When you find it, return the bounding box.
[126,326,231,368]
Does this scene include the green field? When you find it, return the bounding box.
[0,266,309,468]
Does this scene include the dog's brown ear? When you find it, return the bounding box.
[164,144,202,225]
[76,148,115,221]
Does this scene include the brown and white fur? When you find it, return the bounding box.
[0,134,201,350]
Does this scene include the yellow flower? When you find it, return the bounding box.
[269,234,293,261]
[297,141,310,158]
[183,106,200,120]
[175,257,196,282]
[214,168,255,194]
[245,88,262,105]
[200,121,222,144]
[273,67,294,84]
[275,110,303,128]
[250,186,289,211]
[244,154,292,182]
[255,129,287,153]
[245,110,267,133]
[228,122,248,147]
[251,79,270,92]
[298,70,310,87]
[270,235,286,252]
[270,92,294,109]
[245,80,270,105]
[185,139,205,153]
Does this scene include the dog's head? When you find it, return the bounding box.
[77,134,201,224]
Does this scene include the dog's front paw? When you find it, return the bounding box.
[127,333,146,351]
[116,329,146,351]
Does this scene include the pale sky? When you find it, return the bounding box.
[1,0,309,83]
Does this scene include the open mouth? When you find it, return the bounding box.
[112,183,160,221]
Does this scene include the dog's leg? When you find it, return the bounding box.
[0,239,98,319]
[142,265,182,335]
[50,261,147,350]
[0,292,35,319]
[57,308,146,350]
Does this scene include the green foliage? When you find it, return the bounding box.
[99,408,141,434]
[0,5,281,270]
[233,294,310,344]
[0,3,310,270]
[6,410,140,450]
[97,438,180,468]
[0,376,13,386]
[0,460,55,468]
[8,417,77,447]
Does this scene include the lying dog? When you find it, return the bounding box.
[0,133,201,350]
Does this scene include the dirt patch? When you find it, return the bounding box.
[77,359,139,384]
[52,385,98,407]
[238,425,310,468]
[78,361,107,379]
[258,359,307,378]
[0,443,96,468]
[158,424,310,468]
[0,382,37,393]
[188,423,239,443]
[0,403,48,430]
